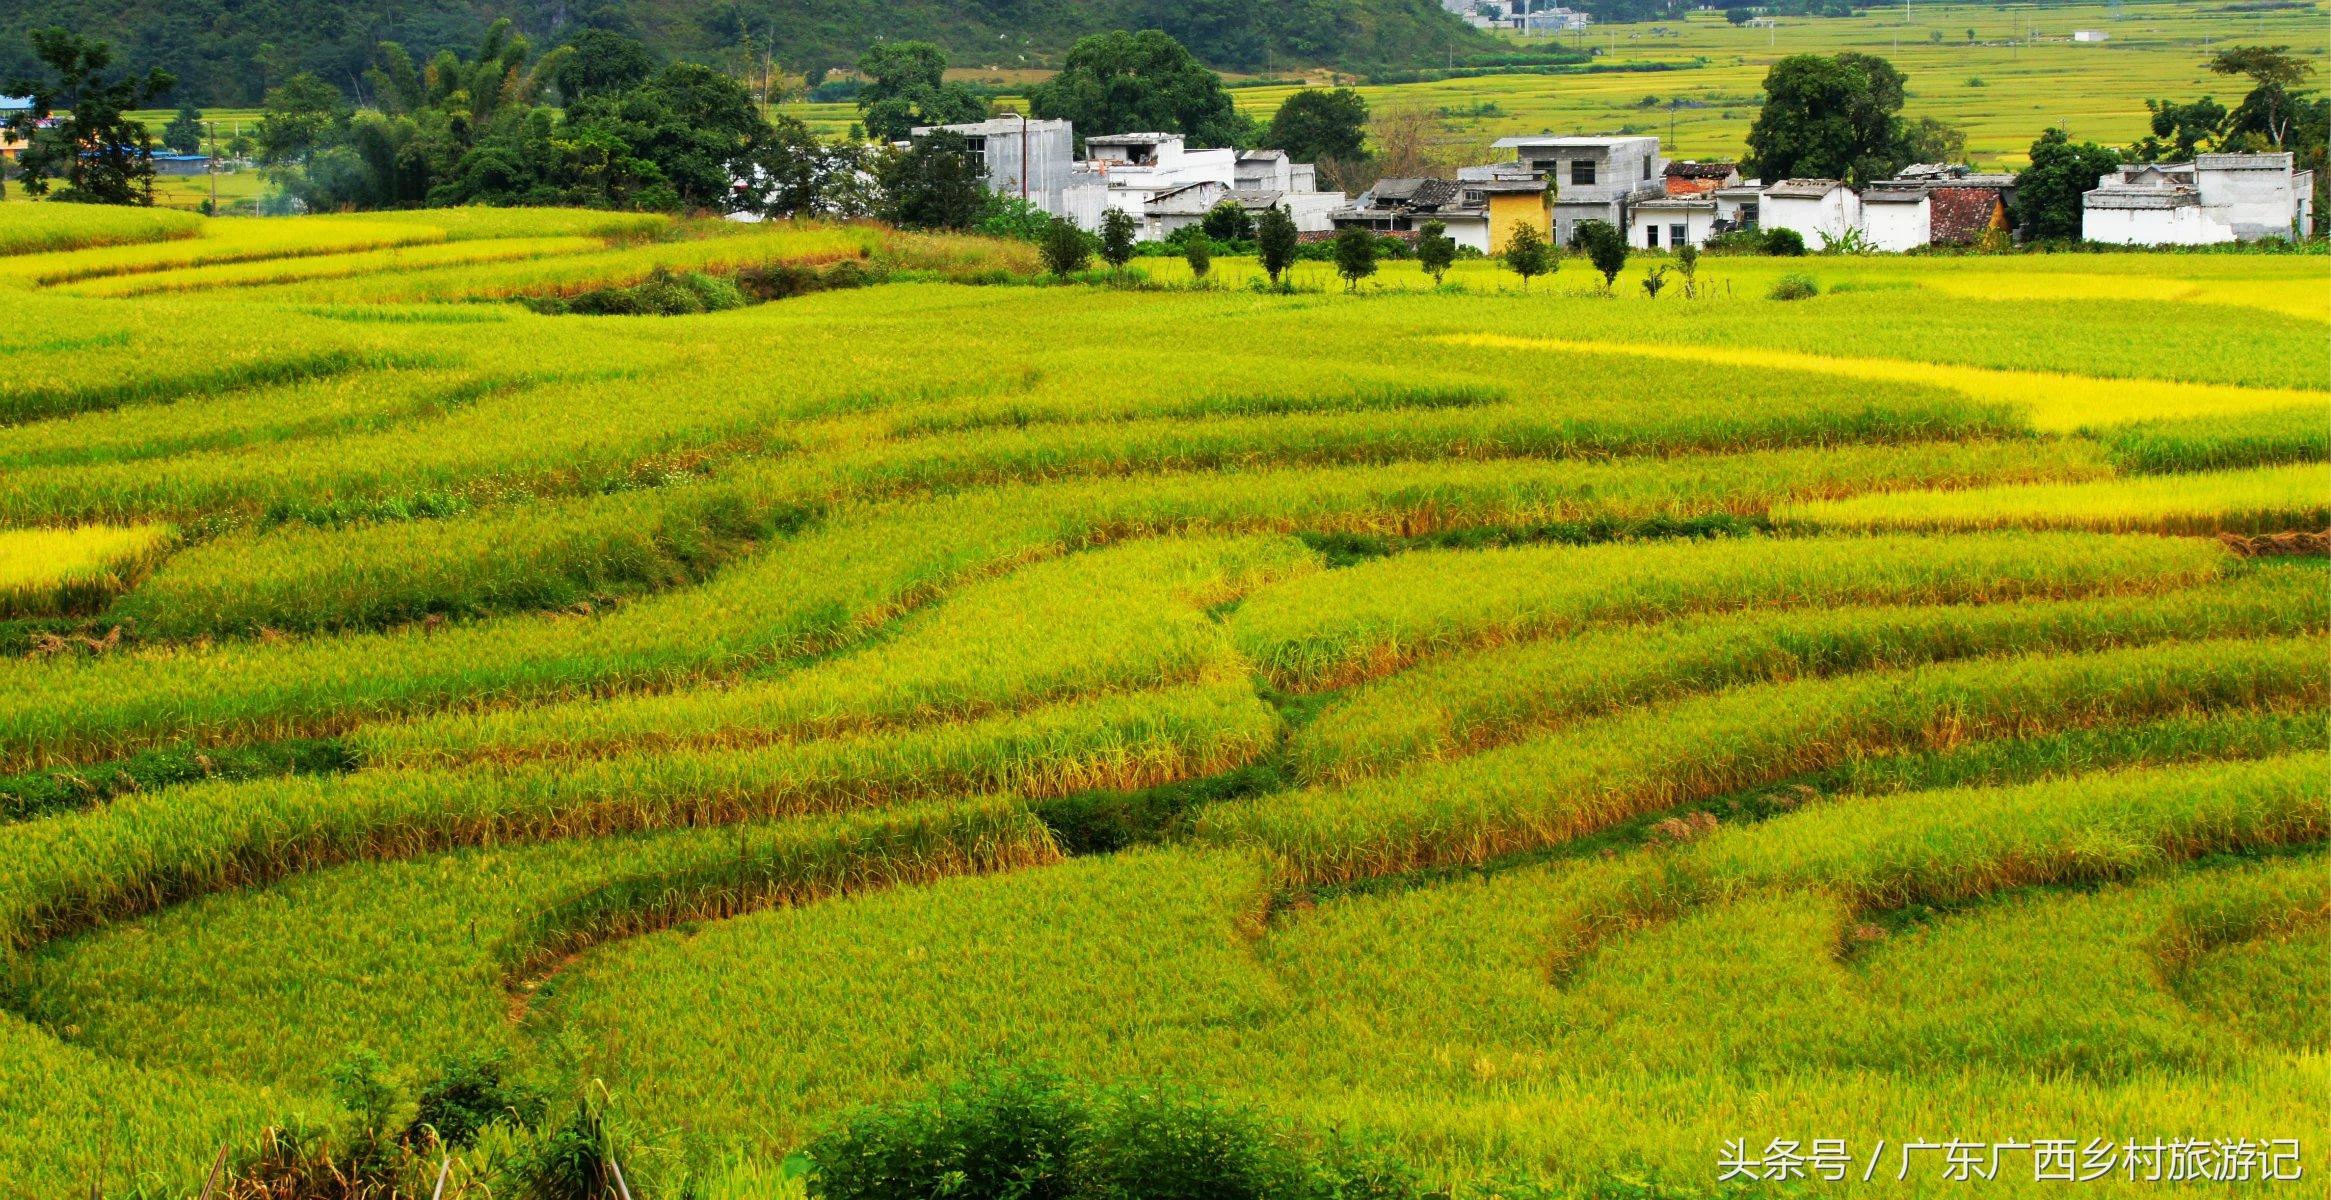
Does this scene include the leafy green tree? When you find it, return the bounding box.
[1028,30,1251,150]
[1331,226,1377,292]
[1575,219,1627,292]
[2210,45,2314,148]
[1255,204,1299,288]
[6,28,175,204]
[2013,127,2121,242]
[881,129,987,230]
[1265,87,1368,165]
[1743,52,1913,184]
[856,41,988,142]
[561,62,771,209]
[255,71,347,165]
[1501,222,1551,291]
[1415,217,1456,285]
[545,29,661,103]
[162,101,204,155]
[1183,235,1212,282]
[1099,207,1138,276]
[2132,97,2228,162]
[1040,217,1092,277]
[1903,116,1966,165]
[1201,197,1253,240]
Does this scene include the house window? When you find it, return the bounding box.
[1644,224,1659,248]
[1670,223,1689,247]
[1571,159,1596,186]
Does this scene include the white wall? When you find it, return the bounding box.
[1860,199,1930,252]
[2082,204,2237,246]
[1760,190,1860,245]
[1627,208,1717,249]
[2196,167,2303,240]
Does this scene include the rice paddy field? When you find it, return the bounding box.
[0,205,2323,1197]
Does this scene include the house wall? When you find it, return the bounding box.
[1486,191,1550,254]
[2196,166,2302,239]
[1627,208,1716,248]
[1281,191,1346,233]
[1861,199,1930,252]
[1761,190,1860,245]
[2082,204,2236,246]
[1444,215,1493,253]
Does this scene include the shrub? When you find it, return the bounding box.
[1762,227,1807,256]
[406,1051,547,1150]
[1041,218,1093,278]
[1768,273,1820,301]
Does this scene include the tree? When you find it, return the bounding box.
[1028,31,1250,150]
[162,101,204,155]
[1675,243,1701,298]
[1501,222,1551,291]
[1266,88,1368,165]
[2210,45,2315,147]
[7,29,176,205]
[881,129,987,230]
[255,72,347,165]
[1255,204,1299,289]
[1415,217,1456,285]
[1743,52,1913,185]
[1331,226,1377,293]
[1099,207,1138,276]
[1040,217,1091,277]
[1201,198,1253,240]
[2132,97,2228,162]
[2013,127,2121,242]
[1903,116,1966,165]
[1575,219,1627,292]
[856,41,988,142]
[1183,235,1212,283]
[546,29,661,104]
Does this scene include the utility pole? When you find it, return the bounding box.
[205,120,217,214]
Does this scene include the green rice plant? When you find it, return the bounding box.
[1292,568,2326,784]
[355,535,1316,766]
[2096,405,2330,475]
[0,678,1275,954]
[1777,462,2331,534]
[25,799,1058,1095]
[56,235,611,298]
[0,522,176,619]
[2157,871,2328,1051]
[1200,636,2327,887]
[109,476,814,638]
[1229,531,2231,693]
[0,203,201,256]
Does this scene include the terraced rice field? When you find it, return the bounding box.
[0,206,2322,1196]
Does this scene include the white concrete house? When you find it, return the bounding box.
[1479,135,1665,244]
[1759,179,1862,246]
[1858,187,1931,252]
[2082,152,2314,244]
[1628,196,1719,249]
[1070,133,1345,236]
[911,117,1078,212]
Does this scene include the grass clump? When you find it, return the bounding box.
[1767,272,1819,300]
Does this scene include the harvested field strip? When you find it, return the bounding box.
[1439,333,2327,431]
[0,523,176,620]
[1778,462,2331,535]
[1230,531,2231,693]
[356,535,1316,767]
[0,678,1272,957]
[0,453,2094,770]
[56,236,612,297]
[24,800,1059,1093]
[1539,754,2329,980]
[1292,569,2327,784]
[1199,636,2327,887]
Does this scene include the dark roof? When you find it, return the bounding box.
[1366,177,1463,210]
[1664,160,1738,179]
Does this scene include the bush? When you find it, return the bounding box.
[1762,227,1807,256]
[1041,218,1095,278]
[805,1071,1426,1200]
[406,1051,547,1150]
[1768,273,1820,301]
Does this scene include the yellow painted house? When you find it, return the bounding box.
[1478,180,1552,253]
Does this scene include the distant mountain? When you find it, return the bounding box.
[0,0,1505,106]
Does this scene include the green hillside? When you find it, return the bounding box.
[0,0,1505,106]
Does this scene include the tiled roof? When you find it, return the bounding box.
[1762,179,1845,199]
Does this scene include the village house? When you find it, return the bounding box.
[1476,135,1664,244]
[2082,152,2314,244]
[910,116,1078,213]
[1662,160,1740,197]
[1627,195,1717,249]
[1328,177,1493,251]
[1858,186,1931,252]
[1881,164,2014,245]
[909,122,1344,236]
[1758,179,1861,246]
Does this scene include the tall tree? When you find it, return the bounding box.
[1331,226,1377,293]
[2013,127,2121,242]
[545,29,662,104]
[1574,219,1626,292]
[6,28,175,205]
[1028,31,1250,149]
[1099,207,1138,276]
[1255,204,1298,288]
[881,129,987,230]
[856,41,988,142]
[2131,97,2228,162]
[1415,217,1455,285]
[2210,45,2314,148]
[1265,88,1368,165]
[162,101,205,155]
[1743,52,1913,185]
[255,71,347,165]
